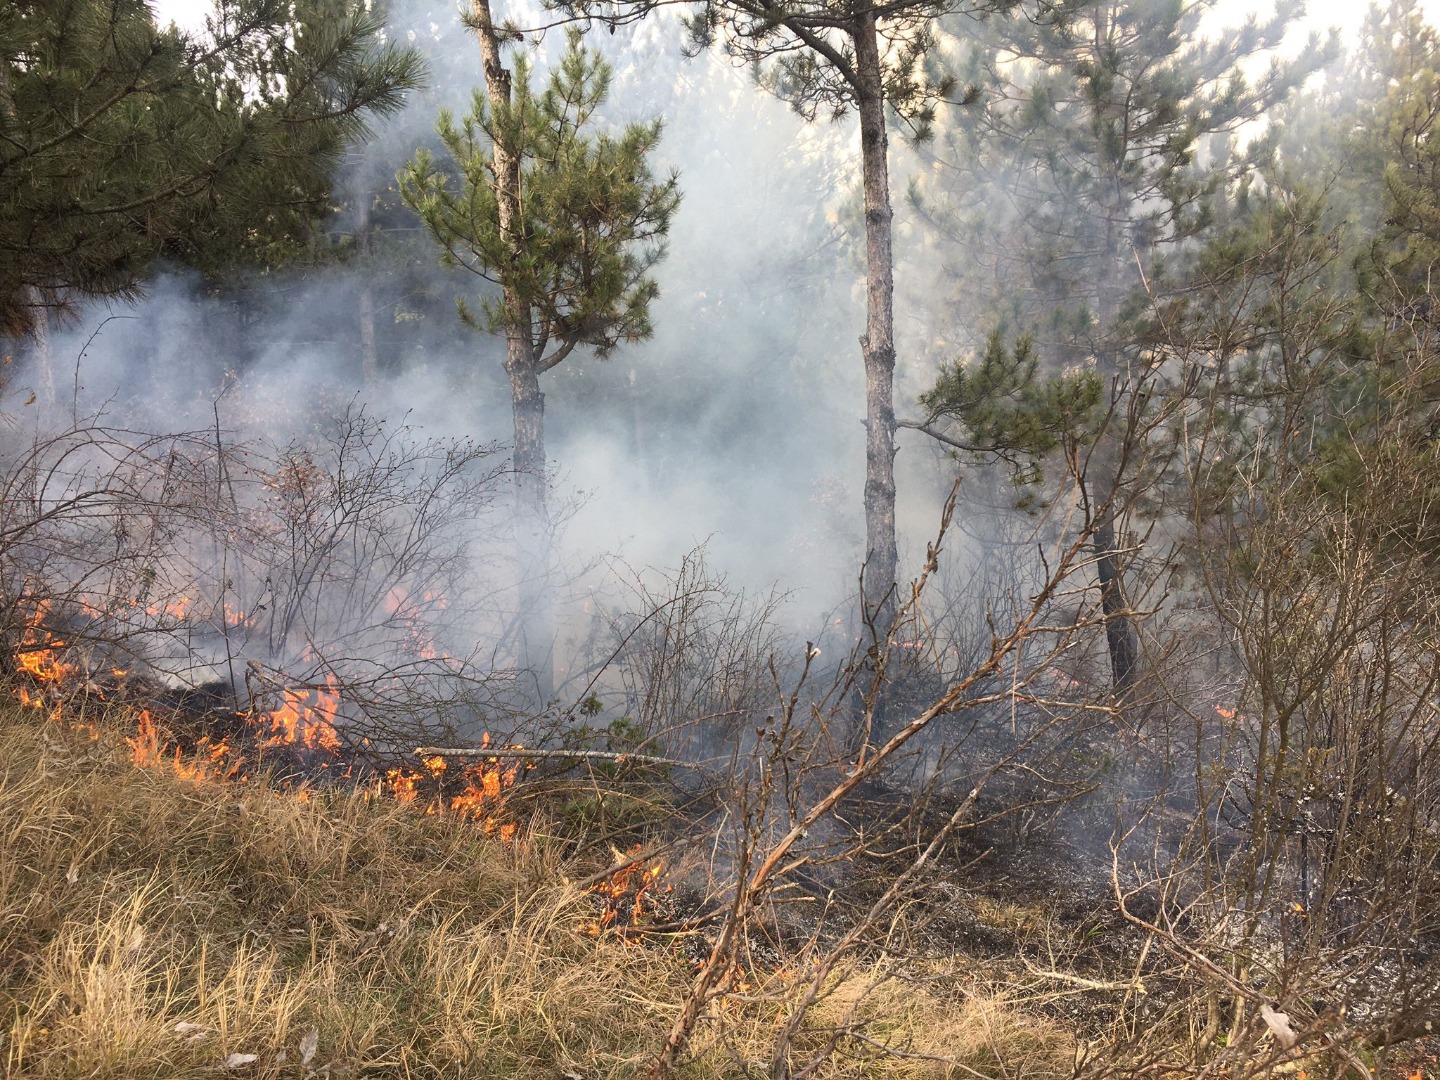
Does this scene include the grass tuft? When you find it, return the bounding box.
[0,703,1072,1078]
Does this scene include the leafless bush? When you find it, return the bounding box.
[0,414,221,678]
[1076,253,1440,1080]
[640,485,1118,1077]
[194,407,524,747]
[563,549,797,762]
[0,400,523,750]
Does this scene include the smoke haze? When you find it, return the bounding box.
[9,0,978,692]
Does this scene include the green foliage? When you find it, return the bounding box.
[917,330,1102,486]
[1354,2,1440,308]
[916,0,1329,351]
[909,0,1331,542]
[399,29,680,364]
[0,0,424,335]
[680,0,964,133]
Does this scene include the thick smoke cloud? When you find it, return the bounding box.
[13,0,969,686]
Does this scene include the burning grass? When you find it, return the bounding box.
[0,698,1078,1079]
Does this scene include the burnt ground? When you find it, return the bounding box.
[21,665,1440,1069]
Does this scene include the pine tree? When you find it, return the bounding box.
[1351,0,1440,309]
[0,0,423,338]
[399,14,680,701]
[910,0,1325,696]
[559,0,970,639]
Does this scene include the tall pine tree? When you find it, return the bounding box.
[560,0,973,640]
[911,0,1325,696]
[400,14,679,702]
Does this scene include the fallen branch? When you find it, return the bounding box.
[413,746,706,770]
[1023,963,1146,994]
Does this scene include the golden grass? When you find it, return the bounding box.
[0,701,1074,1078]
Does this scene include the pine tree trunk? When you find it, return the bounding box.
[356,196,380,389]
[1090,469,1137,695]
[507,347,554,704]
[1092,226,1139,699]
[28,291,55,408]
[471,0,554,704]
[854,15,899,636]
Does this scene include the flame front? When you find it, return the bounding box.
[14,602,77,687]
[257,675,342,754]
[127,710,245,783]
[384,737,521,839]
[5,622,531,840]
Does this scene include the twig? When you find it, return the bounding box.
[413,745,707,770]
[1023,963,1146,994]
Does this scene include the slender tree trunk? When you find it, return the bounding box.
[356,196,380,389]
[1090,466,1137,694]
[854,15,899,636]
[471,0,554,704]
[1092,226,1139,698]
[3,65,55,398]
[507,349,554,703]
[27,292,55,408]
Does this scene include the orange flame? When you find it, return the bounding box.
[386,755,447,805]
[126,709,245,783]
[256,676,342,754]
[583,846,671,939]
[383,737,521,839]
[14,601,77,686]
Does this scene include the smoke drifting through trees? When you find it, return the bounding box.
[7,0,974,670]
[12,3,1440,1079]
[0,0,1396,708]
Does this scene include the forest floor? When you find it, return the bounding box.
[0,691,1083,1079]
[2,687,1435,1079]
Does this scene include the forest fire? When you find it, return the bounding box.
[13,602,77,688]
[2,622,521,837]
[127,709,245,783]
[583,847,672,941]
[383,736,522,840]
[256,676,343,754]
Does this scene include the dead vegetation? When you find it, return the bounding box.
[0,701,1079,1079]
[1,336,1438,1080]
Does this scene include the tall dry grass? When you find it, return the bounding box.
[0,701,1073,1078]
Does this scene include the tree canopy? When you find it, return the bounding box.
[400,27,680,371]
[0,0,423,335]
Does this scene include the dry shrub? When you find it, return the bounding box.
[0,701,1062,1079]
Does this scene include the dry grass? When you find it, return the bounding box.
[802,970,1075,1080]
[0,700,1075,1078]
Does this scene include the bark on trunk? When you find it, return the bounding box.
[472,0,554,704]
[507,349,554,703]
[854,15,899,636]
[356,196,380,389]
[1092,223,1140,699]
[1091,476,1138,695]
